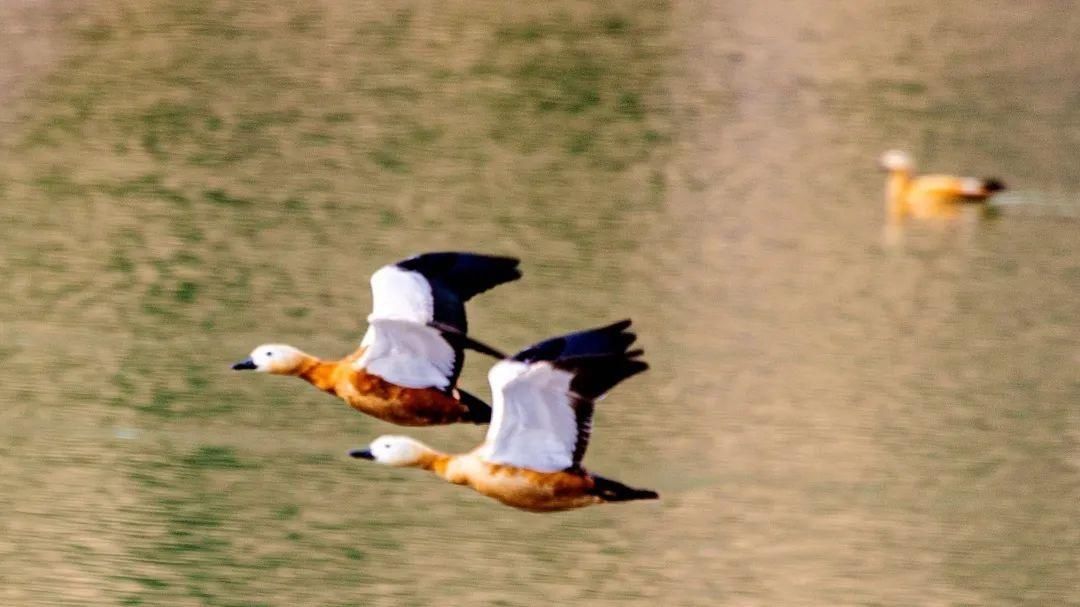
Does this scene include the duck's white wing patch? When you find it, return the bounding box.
[480,360,577,472]
[368,265,434,324]
[356,319,455,390]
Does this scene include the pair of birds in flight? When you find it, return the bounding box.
[227,151,995,512]
[232,252,657,512]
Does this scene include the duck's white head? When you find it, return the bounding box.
[350,435,428,467]
[880,149,914,172]
[231,344,306,375]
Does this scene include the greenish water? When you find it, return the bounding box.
[1,2,1077,605]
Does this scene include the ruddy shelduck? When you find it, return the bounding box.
[349,321,659,512]
[232,252,520,426]
[880,149,1005,224]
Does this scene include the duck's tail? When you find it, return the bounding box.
[456,388,493,424]
[960,177,1007,201]
[589,474,659,503]
[397,252,522,302]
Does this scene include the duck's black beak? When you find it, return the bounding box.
[231,358,256,371]
[349,448,375,460]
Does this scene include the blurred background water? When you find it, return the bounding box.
[1,1,1077,605]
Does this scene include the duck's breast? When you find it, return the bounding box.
[339,369,467,425]
[449,456,599,512]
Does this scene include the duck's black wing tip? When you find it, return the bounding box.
[396,252,520,335]
[512,319,637,363]
[397,252,522,302]
[559,356,648,401]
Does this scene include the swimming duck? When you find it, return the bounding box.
[232,252,520,426]
[880,149,1005,223]
[349,320,658,512]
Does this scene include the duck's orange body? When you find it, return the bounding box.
[419,450,606,512]
[881,150,1005,224]
[888,173,1000,221]
[297,351,475,426]
[235,252,523,426]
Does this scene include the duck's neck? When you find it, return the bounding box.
[886,170,912,223]
[414,449,452,478]
[296,356,340,393]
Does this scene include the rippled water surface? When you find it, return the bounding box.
[1,2,1077,605]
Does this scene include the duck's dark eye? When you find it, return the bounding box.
[266,352,273,357]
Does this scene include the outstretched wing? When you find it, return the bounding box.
[480,321,647,472]
[510,319,636,362]
[367,264,437,325]
[356,319,457,390]
[365,252,521,385]
[370,252,521,331]
[482,360,579,472]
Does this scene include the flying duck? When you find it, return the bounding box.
[232,252,520,426]
[349,321,659,512]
